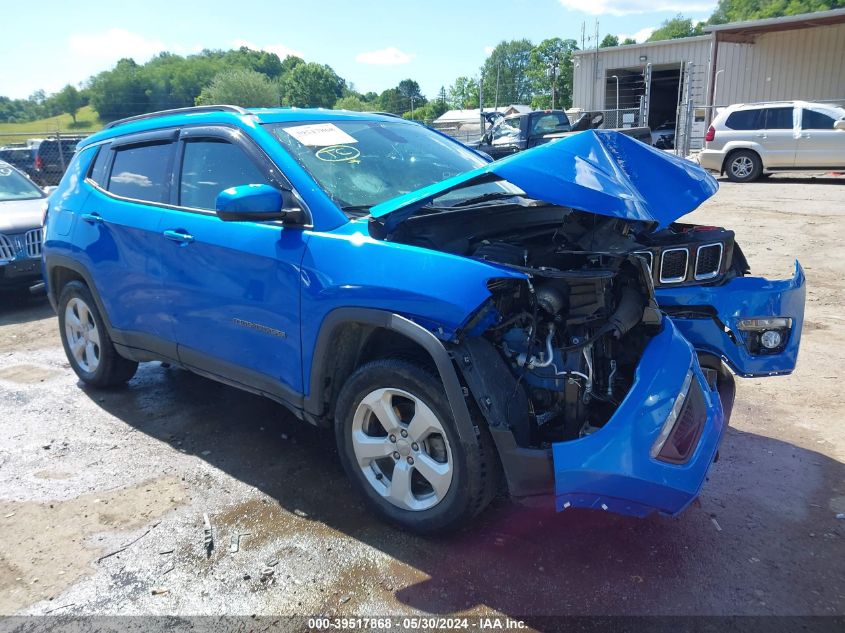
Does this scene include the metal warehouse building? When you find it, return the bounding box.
[571,8,845,152]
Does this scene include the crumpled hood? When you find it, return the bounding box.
[0,198,44,233]
[370,130,718,232]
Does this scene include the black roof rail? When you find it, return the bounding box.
[103,105,251,130]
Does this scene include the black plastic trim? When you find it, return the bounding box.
[305,308,476,444]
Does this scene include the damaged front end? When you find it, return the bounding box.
[369,130,802,518]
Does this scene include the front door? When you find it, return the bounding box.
[797,107,845,168]
[157,127,308,406]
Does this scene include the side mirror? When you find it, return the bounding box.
[215,184,306,224]
[834,120,845,131]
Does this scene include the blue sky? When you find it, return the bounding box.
[1,0,716,100]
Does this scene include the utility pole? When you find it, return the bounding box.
[494,62,501,111]
[548,58,560,110]
[479,77,485,133]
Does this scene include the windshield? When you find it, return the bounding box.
[267,120,521,214]
[0,164,44,202]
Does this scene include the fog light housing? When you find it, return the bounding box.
[760,329,782,349]
[737,317,792,354]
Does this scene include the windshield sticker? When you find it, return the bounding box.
[0,168,12,177]
[284,123,358,147]
[315,145,361,163]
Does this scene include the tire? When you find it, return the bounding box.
[335,358,499,534]
[725,150,762,183]
[58,281,138,387]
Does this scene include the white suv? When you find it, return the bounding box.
[698,100,845,182]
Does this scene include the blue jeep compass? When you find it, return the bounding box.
[43,106,805,533]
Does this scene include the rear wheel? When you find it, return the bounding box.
[335,358,499,534]
[725,150,762,182]
[58,281,138,387]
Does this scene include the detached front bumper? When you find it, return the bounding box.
[552,319,727,518]
[655,261,805,377]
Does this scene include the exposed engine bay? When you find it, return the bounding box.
[385,204,667,448]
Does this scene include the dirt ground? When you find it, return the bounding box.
[0,173,843,622]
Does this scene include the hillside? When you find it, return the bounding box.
[0,106,101,143]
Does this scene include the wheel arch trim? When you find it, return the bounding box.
[305,308,476,444]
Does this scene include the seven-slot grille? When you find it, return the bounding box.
[25,228,43,258]
[0,234,13,261]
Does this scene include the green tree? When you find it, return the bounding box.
[88,58,150,121]
[527,37,579,110]
[52,85,83,123]
[377,87,405,114]
[648,14,705,41]
[279,62,345,108]
[621,37,637,45]
[480,39,535,106]
[197,68,279,107]
[447,76,478,109]
[600,34,620,47]
[397,79,426,111]
[333,95,376,111]
[709,0,845,23]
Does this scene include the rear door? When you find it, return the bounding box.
[759,106,797,168]
[156,125,308,405]
[797,107,845,168]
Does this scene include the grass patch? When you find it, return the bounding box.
[0,106,102,144]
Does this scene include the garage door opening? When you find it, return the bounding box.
[648,64,682,134]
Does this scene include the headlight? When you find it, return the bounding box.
[651,369,693,459]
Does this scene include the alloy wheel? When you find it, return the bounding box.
[64,297,101,373]
[351,387,453,511]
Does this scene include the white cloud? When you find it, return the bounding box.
[231,39,303,60]
[617,26,657,43]
[355,47,413,66]
[483,45,495,56]
[558,0,715,15]
[68,28,166,61]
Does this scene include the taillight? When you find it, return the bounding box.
[35,155,43,169]
[704,125,715,142]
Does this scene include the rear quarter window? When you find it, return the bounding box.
[107,142,173,203]
[724,109,763,130]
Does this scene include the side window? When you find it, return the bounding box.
[179,139,272,210]
[764,108,793,130]
[492,118,521,142]
[724,109,762,130]
[107,142,173,203]
[802,109,836,130]
[88,145,111,186]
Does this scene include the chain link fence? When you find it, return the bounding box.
[0,130,89,186]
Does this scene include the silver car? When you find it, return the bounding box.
[0,161,47,292]
[698,100,845,182]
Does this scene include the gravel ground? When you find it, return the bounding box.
[0,173,843,621]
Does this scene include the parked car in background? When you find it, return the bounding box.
[0,146,37,178]
[471,110,653,159]
[699,100,845,182]
[0,161,46,292]
[651,121,676,150]
[31,137,83,186]
[43,106,804,533]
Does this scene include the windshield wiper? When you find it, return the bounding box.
[446,192,527,208]
[340,204,372,217]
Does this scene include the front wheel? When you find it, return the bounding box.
[725,150,762,182]
[335,358,499,534]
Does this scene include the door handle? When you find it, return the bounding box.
[754,133,767,139]
[801,133,811,139]
[163,229,195,244]
[81,212,103,225]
